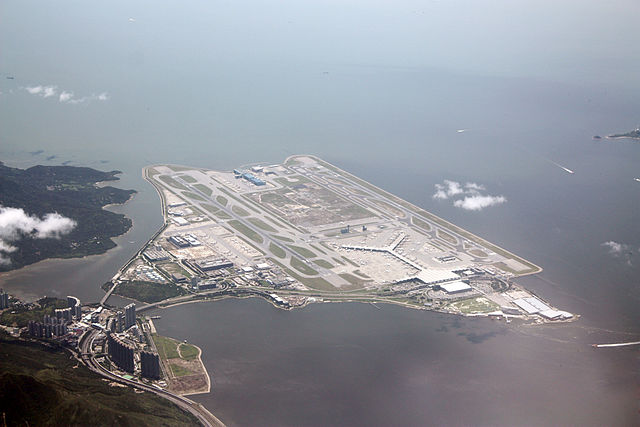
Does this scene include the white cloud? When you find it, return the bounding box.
[25,85,57,98]
[602,241,627,254]
[453,195,506,211]
[0,206,76,265]
[42,86,57,98]
[433,179,506,211]
[25,85,43,95]
[601,241,635,266]
[433,180,464,200]
[464,182,485,192]
[23,83,109,105]
[59,91,74,102]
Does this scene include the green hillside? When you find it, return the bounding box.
[0,162,136,271]
[0,333,200,426]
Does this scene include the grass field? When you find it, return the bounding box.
[310,244,326,255]
[287,245,317,259]
[269,242,287,259]
[313,259,334,269]
[228,220,263,243]
[446,297,499,314]
[216,195,228,206]
[178,343,199,361]
[153,334,180,359]
[182,191,206,201]
[291,257,318,275]
[193,183,213,196]
[437,229,458,245]
[159,175,187,190]
[470,249,488,257]
[247,217,277,232]
[214,210,232,220]
[114,280,187,303]
[170,364,194,377]
[339,273,370,287]
[232,205,250,216]
[178,174,197,183]
[412,216,432,231]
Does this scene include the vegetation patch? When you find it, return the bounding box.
[446,297,499,314]
[170,364,194,377]
[159,175,187,190]
[310,244,326,255]
[216,195,228,206]
[201,203,219,214]
[228,220,263,243]
[274,175,311,187]
[269,242,286,259]
[0,163,135,271]
[177,174,197,183]
[287,245,317,259]
[181,191,205,201]
[470,249,488,258]
[214,210,231,220]
[312,259,334,269]
[290,257,319,276]
[113,280,187,303]
[437,229,458,245]
[193,183,213,196]
[167,165,194,172]
[272,235,294,243]
[178,343,199,361]
[412,216,432,231]
[158,262,193,279]
[339,273,370,287]
[0,335,199,426]
[370,199,405,218]
[247,217,277,232]
[0,297,68,328]
[232,205,250,217]
[492,262,529,275]
[341,256,360,267]
[353,269,370,278]
[153,334,180,359]
[265,216,290,229]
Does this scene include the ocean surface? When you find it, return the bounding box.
[1,0,639,425]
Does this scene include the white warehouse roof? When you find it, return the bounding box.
[441,281,472,294]
[513,297,551,314]
[416,270,460,285]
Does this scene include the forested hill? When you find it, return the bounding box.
[0,162,136,271]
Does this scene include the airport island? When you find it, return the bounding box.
[110,155,572,322]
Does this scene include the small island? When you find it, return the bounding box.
[0,162,136,271]
[606,127,640,140]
